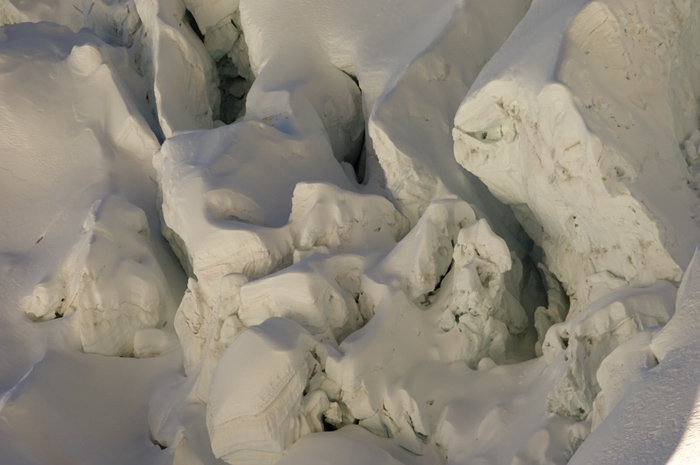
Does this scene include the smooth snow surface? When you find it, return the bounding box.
[3,0,700,465]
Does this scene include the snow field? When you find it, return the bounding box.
[1,0,700,464]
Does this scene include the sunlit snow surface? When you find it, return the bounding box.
[1,0,700,464]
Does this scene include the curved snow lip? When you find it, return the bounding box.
[367,0,532,227]
[0,365,34,416]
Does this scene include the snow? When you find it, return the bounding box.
[207,317,329,464]
[453,0,700,301]
[3,0,700,465]
[569,246,700,464]
[367,0,531,226]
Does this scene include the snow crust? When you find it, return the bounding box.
[3,0,700,465]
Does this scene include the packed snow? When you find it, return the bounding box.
[2,0,700,464]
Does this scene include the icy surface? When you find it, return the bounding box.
[3,1,700,465]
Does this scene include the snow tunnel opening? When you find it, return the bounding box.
[198,11,254,125]
[183,9,204,41]
[511,233,568,362]
[334,68,368,186]
[497,198,570,363]
[215,54,252,124]
[343,131,368,185]
[460,179,568,364]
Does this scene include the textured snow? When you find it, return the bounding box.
[3,0,700,465]
[0,19,184,464]
[453,0,700,302]
[569,246,700,464]
[368,0,531,226]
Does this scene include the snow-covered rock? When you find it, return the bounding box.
[363,200,476,308]
[0,24,177,357]
[439,219,529,365]
[23,196,173,356]
[320,202,531,453]
[238,254,365,344]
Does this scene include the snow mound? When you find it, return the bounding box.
[157,120,362,380]
[318,202,531,454]
[171,193,534,461]
[207,318,331,465]
[363,200,477,308]
[0,23,176,357]
[453,0,700,301]
[135,0,220,136]
[289,182,409,254]
[439,218,529,362]
[156,17,389,400]
[0,0,83,31]
[24,196,172,356]
[174,275,246,380]
[238,254,365,344]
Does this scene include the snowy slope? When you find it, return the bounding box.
[1,0,700,465]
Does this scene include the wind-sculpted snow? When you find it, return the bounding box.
[23,196,173,356]
[0,24,178,358]
[207,318,331,464]
[4,0,700,464]
[454,0,700,303]
[322,201,533,453]
[135,0,220,137]
[568,246,700,464]
[289,182,409,254]
[367,0,531,227]
[542,280,675,421]
[450,0,700,459]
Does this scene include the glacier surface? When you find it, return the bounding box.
[1,0,700,464]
